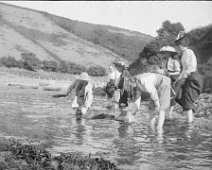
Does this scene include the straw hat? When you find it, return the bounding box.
[159,46,177,53]
[76,72,90,81]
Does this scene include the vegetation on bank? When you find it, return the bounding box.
[0,137,119,170]
[0,53,107,77]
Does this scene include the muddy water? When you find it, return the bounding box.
[0,87,211,170]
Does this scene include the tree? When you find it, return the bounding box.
[58,61,69,73]
[0,56,20,68]
[129,20,185,73]
[42,60,58,72]
[21,53,41,71]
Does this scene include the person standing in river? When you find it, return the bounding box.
[174,31,203,123]
[112,60,134,116]
[52,72,93,115]
[105,64,121,109]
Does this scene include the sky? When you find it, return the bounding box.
[3,1,212,37]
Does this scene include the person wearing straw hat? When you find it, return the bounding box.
[174,31,203,124]
[52,72,93,115]
[158,46,181,119]
[158,46,181,80]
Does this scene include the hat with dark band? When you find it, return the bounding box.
[175,31,187,43]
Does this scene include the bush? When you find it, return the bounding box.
[58,61,69,73]
[42,60,58,72]
[88,66,106,76]
[21,53,41,71]
[0,56,20,68]
[70,63,87,75]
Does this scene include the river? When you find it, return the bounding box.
[0,87,211,170]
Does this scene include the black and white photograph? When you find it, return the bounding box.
[0,1,212,169]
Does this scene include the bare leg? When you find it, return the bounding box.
[149,110,156,129]
[113,90,120,109]
[169,106,174,119]
[184,109,193,123]
[127,103,138,123]
[157,110,165,130]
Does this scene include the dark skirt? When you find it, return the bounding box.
[105,80,116,98]
[119,90,129,107]
[175,71,203,111]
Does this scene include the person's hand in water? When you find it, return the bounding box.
[81,107,88,115]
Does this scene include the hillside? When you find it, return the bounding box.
[42,12,154,61]
[0,2,129,69]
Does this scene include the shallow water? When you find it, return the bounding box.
[0,87,212,170]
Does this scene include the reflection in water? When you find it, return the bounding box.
[74,117,86,145]
[0,88,211,170]
[117,122,129,138]
[156,128,164,144]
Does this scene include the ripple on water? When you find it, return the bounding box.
[0,90,212,170]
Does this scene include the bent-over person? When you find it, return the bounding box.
[52,72,93,115]
[128,73,171,130]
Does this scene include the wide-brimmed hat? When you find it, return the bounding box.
[175,31,187,43]
[159,46,177,54]
[76,72,90,81]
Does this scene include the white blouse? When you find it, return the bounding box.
[179,48,197,79]
[135,73,164,108]
[108,69,121,86]
[167,58,181,72]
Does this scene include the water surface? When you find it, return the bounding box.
[0,87,211,170]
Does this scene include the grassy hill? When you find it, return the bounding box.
[42,12,153,61]
[0,2,153,72]
[0,2,127,69]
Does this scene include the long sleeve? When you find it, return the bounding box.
[137,74,160,108]
[65,79,78,96]
[53,79,78,98]
[85,83,93,109]
[179,49,197,79]
[143,82,160,108]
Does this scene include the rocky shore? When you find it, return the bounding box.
[0,137,119,170]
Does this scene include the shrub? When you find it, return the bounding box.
[88,66,106,76]
[42,60,58,72]
[0,56,20,68]
[70,63,87,75]
[58,61,69,73]
[21,53,41,71]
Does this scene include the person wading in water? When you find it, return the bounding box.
[52,72,93,115]
[174,31,203,124]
